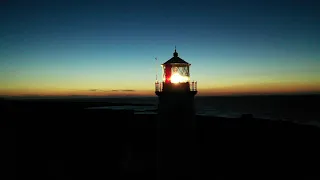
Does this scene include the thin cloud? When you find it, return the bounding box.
[89,89,135,92]
[112,89,135,92]
[88,89,107,92]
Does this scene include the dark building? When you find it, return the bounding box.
[155,47,198,128]
[155,48,198,178]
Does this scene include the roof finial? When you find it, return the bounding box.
[173,46,178,57]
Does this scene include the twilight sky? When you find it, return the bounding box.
[0,0,319,96]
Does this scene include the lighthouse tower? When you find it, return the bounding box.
[155,48,197,128]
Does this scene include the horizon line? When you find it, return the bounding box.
[1,92,319,99]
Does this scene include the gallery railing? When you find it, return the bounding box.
[155,81,197,92]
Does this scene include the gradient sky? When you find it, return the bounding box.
[1,0,319,96]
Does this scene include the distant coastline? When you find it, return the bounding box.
[1,94,319,129]
[1,93,319,99]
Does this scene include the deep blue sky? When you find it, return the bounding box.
[0,0,319,96]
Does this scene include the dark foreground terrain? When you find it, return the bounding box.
[1,98,320,179]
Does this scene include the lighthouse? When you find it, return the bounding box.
[155,48,197,178]
[155,47,197,128]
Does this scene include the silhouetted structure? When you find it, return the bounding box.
[155,47,197,128]
[155,48,198,179]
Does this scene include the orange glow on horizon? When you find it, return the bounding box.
[198,82,320,95]
[0,88,154,97]
[1,81,319,97]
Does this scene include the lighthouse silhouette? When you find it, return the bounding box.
[155,47,197,178]
[155,47,197,128]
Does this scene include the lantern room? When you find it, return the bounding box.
[162,48,190,84]
[155,48,197,93]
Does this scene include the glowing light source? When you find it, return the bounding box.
[170,73,189,83]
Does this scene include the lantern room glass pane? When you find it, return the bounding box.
[162,64,190,83]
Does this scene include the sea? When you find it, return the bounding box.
[88,95,320,128]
